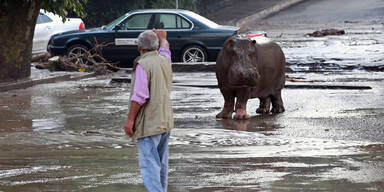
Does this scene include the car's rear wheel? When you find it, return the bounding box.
[67,44,90,65]
[181,45,207,63]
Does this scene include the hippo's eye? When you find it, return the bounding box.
[248,47,256,53]
[227,46,239,55]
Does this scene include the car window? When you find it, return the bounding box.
[37,13,53,24]
[105,13,128,29]
[183,11,219,28]
[179,16,191,29]
[121,14,152,30]
[155,14,191,29]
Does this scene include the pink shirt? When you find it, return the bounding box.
[131,46,171,105]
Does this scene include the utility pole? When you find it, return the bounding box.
[176,0,178,9]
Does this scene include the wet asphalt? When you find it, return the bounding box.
[1,0,384,191]
[0,69,383,191]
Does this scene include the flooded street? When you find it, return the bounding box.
[1,0,384,191]
[0,68,383,191]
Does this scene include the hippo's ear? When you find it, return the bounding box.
[255,70,260,80]
[226,38,235,48]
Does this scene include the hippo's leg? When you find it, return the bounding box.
[234,89,251,120]
[271,90,285,113]
[216,88,235,119]
[256,97,271,114]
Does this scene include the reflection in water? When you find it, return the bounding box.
[0,91,32,132]
[221,119,250,131]
[31,96,65,131]
[219,116,284,133]
[32,118,65,131]
[0,89,66,133]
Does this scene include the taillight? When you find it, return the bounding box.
[246,33,264,38]
[79,21,85,30]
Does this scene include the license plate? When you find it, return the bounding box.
[115,38,138,46]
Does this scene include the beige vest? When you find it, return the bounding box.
[129,51,174,139]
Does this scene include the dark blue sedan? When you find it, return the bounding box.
[47,9,239,66]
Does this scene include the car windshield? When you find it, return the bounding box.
[183,11,219,28]
[104,14,128,29]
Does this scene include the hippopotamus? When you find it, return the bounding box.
[215,35,286,119]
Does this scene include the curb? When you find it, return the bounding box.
[173,84,372,90]
[237,0,305,30]
[0,73,97,92]
[172,62,216,72]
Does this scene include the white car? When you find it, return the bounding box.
[32,10,85,54]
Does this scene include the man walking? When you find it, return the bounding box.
[124,29,173,192]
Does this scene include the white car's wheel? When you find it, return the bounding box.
[181,45,207,63]
[67,44,89,65]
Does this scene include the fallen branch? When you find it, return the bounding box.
[35,37,130,74]
[31,52,51,62]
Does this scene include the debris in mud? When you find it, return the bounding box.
[35,53,116,75]
[32,52,51,62]
[110,77,131,84]
[35,56,82,72]
[34,37,129,74]
[307,29,345,37]
[81,131,102,136]
[344,20,359,24]
[286,76,314,83]
[362,65,384,71]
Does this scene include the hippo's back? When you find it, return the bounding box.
[250,37,285,98]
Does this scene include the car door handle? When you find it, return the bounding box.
[46,26,52,30]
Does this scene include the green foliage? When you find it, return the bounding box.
[150,0,197,10]
[83,0,146,27]
[37,0,87,19]
[0,0,87,19]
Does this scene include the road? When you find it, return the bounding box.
[265,0,384,23]
[0,0,384,191]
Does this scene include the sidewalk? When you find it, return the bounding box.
[0,66,97,92]
[0,62,215,92]
[236,0,304,31]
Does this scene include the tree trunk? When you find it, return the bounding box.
[0,0,41,83]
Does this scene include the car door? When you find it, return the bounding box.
[33,12,54,54]
[153,13,192,61]
[111,13,154,65]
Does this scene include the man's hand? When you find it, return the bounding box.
[153,29,167,41]
[124,119,135,137]
[124,101,142,137]
[153,29,169,48]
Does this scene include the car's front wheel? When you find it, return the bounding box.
[181,45,207,63]
[67,44,90,65]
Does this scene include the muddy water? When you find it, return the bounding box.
[2,14,384,191]
[0,69,383,191]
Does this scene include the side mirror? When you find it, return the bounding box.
[113,25,121,31]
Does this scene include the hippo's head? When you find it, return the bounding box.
[223,37,260,87]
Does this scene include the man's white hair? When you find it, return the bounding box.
[138,30,159,51]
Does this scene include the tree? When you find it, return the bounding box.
[0,0,86,83]
[82,0,146,27]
